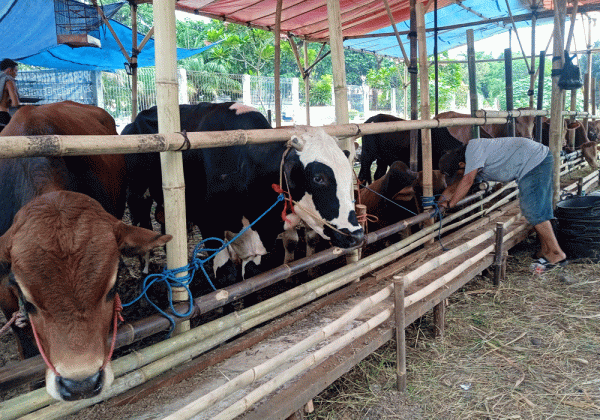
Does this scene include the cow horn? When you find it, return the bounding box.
[289,136,305,151]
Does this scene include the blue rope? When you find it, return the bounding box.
[422,195,449,251]
[122,194,285,334]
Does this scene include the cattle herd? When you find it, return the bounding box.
[0,100,598,402]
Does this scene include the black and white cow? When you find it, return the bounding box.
[124,102,363,287]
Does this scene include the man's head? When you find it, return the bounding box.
[438,145,467,184]
[1,59,18,77]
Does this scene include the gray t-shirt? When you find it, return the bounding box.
[464,137,549,183]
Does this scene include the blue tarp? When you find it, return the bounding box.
[343,0,553,58]
[1,0,217,71]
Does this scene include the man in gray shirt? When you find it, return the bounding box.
[438,137,567,272]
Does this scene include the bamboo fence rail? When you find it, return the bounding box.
[0,117,510,158]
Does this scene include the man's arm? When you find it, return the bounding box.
[440,169,479,208]
[5,79,18,107]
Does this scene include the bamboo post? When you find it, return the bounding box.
[493,222,504,286]
[433,299,445,337]
[153,0,189,335]
[504,48,516,137]
[592,77,597,116]
[536,51,546,143]
[583,16,593,132]
[274,0,282,128]
[394,276,406,392]
[416,2,432,203]
[550,0,567,206]
[304,42,310,125]
[325,0,357,267]
[528,9,538,109]
[131,2,138,121]
[466,29,479,139]
[409,0,419,172]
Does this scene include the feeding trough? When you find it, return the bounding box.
[555,195,600,261]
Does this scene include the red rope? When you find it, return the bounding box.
[29,293,124,376]
[0,312,17,336]
[272,183,295,224]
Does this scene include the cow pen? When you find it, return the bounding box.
[0,112,598,418]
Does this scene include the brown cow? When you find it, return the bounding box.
[359,161,447,232]
[535,117,598,168]
[0,101,173,401]
[435,108,536,144]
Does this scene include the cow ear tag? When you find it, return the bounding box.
[288,136,305,151]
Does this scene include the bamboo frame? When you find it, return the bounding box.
[163,285,395,419]
[153,0,190,335]
[394,276,406,392]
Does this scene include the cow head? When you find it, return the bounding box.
[515,108,536,139]
[282,127,364,248]
[0,191,171,401]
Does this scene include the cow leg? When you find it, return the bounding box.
[280,229,300,264]
[305,228,321,278]
[373,160,388,182]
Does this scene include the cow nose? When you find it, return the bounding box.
[57,370,104,401]
[326,226,365,248]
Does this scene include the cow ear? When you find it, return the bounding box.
[283,150,302,190]
[113,221,172,257]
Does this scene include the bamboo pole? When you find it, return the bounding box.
[274,0,282,128]
[409,0,419,172]
[467,29,480,139]
[0,116,512,158]
[416,2,433,208]
[304,42,311,125]
[394,276,406,392]
[536,51,546,142]
[131,2,138,122]
[529,8,538,109]
[475,109,547,118]
[550,0,567,205]
[153,0,189,335]
[493,222,505,286]
[583,15,593,132]
[326,0,349,129]
[404,224,529,308]
[211,309,393,420]
[505,48,516,137]
[382,0,410,66]
[162,285,395,420]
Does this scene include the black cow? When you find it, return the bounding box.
[358,114,463,185]
[124,102,364,286]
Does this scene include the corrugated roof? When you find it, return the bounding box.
[175,0,600,57]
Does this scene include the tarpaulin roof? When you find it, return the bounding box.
[1,0,218,71]
[175,0,600,57]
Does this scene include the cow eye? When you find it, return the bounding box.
[313,174,325,185]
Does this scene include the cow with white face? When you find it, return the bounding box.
[124,103,363,287]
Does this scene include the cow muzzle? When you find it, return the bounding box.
[56,370,105,401]
[325,226,364,249]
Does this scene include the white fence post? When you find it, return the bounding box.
[178,68,189,104]
[92,70,104,109]
[363,82,370,116]
[243,74,252,106]
[292,77,300,121]
[391,88,397,115]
